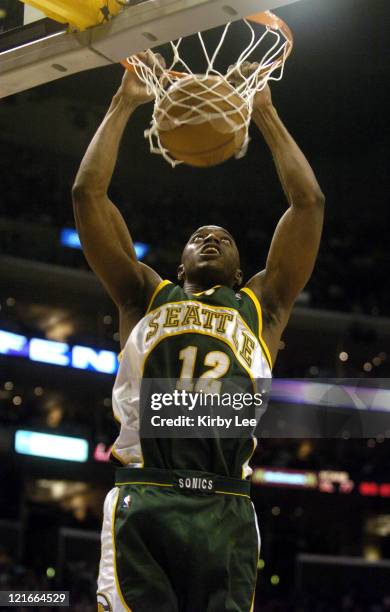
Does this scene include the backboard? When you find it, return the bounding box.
[0,0,302,99]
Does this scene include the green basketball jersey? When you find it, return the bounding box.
[111,281,272,479]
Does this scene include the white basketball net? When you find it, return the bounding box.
[124,11,292,167]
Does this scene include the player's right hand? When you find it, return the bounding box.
[118,50,166,106]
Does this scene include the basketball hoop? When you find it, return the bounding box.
[121,11,293,167]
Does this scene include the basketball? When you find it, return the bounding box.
[155,76,250,168]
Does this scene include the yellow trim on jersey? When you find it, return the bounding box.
[110,445,127,466]
[241,437,257,480]
[250,585,256,612]
[240,287,273,370]
[111,489,133,612]
[192,285,222,296]
[97,592,112,612]
[215,490,251,499]
[241,288,263,335]
[146,280,172,314]
[141,328,257,391]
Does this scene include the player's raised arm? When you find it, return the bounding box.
[246,79,325,328]
[72,52,163,316]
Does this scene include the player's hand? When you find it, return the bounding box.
[118,50,166,106]
[228,61,273,110]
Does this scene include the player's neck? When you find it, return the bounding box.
[183,280,222,295]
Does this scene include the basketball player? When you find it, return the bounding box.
[72,52,324,612]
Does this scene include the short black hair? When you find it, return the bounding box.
[188,225,236,244]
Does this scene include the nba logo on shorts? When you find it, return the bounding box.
[123,495,131,508]
[97,592,112,612]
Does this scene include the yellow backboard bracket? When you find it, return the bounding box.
[19,0,122,31]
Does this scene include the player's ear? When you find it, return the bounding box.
[235,269,243,287]
[177,264,185,282]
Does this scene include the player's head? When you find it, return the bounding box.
[178,225,243,288]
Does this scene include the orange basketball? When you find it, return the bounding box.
[155,76,249,168]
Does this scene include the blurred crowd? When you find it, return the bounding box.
[1,140,389,318]
[1,544,389,612]
[0,546,95,611]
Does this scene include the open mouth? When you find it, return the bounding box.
[201,246,221,255]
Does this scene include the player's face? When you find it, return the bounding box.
[179,226,242,287]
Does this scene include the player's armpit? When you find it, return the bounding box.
[246,197,324,319]
[72,189,160,309]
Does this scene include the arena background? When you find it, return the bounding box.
[0,0,390,609]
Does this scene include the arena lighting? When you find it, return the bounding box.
[359,482,390,498]
[0,330,118,374]
[252,468,390,498]
[93,442,112,462]
[318,470,354,494]
[15,430,88,462]
[252,468,318,489]
[60,228,150,260]
[360,482,379,496]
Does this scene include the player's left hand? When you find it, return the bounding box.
[228,61,273,110]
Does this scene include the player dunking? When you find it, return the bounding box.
[72,52,324,612]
